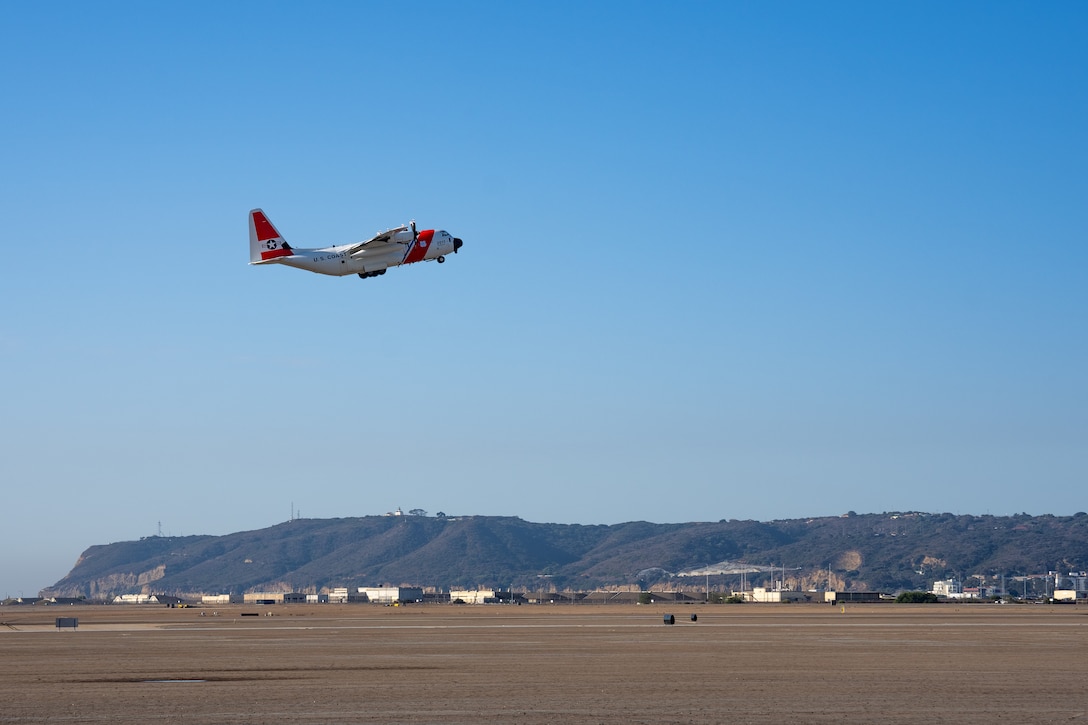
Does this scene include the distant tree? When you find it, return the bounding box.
[637,592,653,605]
[408,509,427,517]
[436,511,447,518]
[896,591,939,603]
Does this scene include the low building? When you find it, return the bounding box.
[306,593,329,604]
[750,587,808,603]
[358,587,423,604]
[202,594,242,605]
[243,592,284,604]
[112,594,185,606]
[824,591,884,604]
[449,589,507,604]
[523,591,581,604]
[580,592,645,605]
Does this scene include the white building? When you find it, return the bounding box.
[113,594,157,604]
[449,589,508,604]
[749,587,806,603]
[932,579,964,598]
[357,587,423,604]
[112,594,182,605]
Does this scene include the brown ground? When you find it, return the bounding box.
[1,602,1086,723]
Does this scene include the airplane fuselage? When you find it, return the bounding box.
[275,230,457,276]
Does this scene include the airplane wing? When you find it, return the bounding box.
[345,226,409,257]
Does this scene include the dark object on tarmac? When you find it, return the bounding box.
[691,613,698,622]
[55,617,78,630]
[663,614,675,625]
[240,612,260,617]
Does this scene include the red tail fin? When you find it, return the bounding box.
[249,209,293,262]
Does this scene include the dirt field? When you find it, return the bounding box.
[1,603,1086,723]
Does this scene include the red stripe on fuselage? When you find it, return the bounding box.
[252,211,281,242]
[260,247,293,261]
[402,230,435,265]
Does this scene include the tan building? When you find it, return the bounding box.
[449,589,525,604]
[202,594,242,605]
[450,589,502,604]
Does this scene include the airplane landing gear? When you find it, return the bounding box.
[357,269,386,279]
[436,256,445,263]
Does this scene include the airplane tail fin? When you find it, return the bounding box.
[249,209,293,263]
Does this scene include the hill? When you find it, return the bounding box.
[41,512,1088,599]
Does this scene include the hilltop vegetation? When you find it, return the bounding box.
[41,512,1088,598]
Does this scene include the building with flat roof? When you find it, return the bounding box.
[358,587,423,604]
[824,591,884,604]
[202,594,242,605]
[749,587,808,603]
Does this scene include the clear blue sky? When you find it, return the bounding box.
[2,1,1085,597]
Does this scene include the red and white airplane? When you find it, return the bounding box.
[248,209,463,279]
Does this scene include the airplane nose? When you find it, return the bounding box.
[453,237,463,253]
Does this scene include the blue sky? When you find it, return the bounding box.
[2,1,1085,597]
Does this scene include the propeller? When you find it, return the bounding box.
[410,220,417,243]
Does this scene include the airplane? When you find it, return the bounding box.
[248,208,463,279]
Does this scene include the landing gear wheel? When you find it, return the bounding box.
[437,256,445,263]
